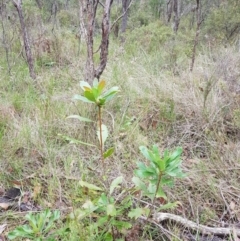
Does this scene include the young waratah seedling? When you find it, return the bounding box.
[67,79,119,169]
[8,210,69,241]
[132,145,186,216]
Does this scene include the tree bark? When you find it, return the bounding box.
[166,0,173,23]
[1,0,11,75]
[121,0,130,33]
[12,0,36,79]
[35,0,42,9]
[95,0,113,80]
[173,0,180,33]
[190,0,202,72]
[80,0,113,84]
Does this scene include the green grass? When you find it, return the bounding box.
[1,21,240,240]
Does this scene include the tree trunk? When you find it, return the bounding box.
[84,0,98,83]
[166,0,173,23]
[35,0,42,9]
[12,0,36,79]
[121,0,130,33]
[1,0,11,75]
[95,0,113,79]
[80,0,114,84]
[173,0,180,33]
[190,0,202,72]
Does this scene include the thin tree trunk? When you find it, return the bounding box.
[173,0,180,33]
[1,0,11,75]
[95,0,113,79]
[121,0,129,33]
[166,0,172,23]
[84,0,98,83]
[35,0,42,9]
[80,0,113,84]
[190,0,202,72]
[12,0,36,79]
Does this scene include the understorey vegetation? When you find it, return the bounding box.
[0,0,240,240]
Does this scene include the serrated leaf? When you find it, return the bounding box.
[73,94,94,103]
[132,176,148,193]
[82,200,97,211]
[156,187,167,199]
[110,176,123,195]
[111,220,132,230]
[158,201,181,211]
[166,147,182,164]
[103,147,114,159]
[8,225,34,240]
[139,146,152,161]
[67,115,93,122]
[98,193,108,206]
[128,208,144,219]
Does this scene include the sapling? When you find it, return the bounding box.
[132,145,186,218]
[67,79,119,171]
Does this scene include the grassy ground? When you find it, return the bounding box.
[1,23,240,240]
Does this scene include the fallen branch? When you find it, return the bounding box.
[150,212,240,236]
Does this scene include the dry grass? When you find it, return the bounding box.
[0,25,240,240]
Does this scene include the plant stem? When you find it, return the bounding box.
[98,105,104,170]
[147,171,163,220]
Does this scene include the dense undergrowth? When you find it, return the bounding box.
[1,2,240,240]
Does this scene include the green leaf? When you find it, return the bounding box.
[84,91,96,102]
[98,193,108,206]
[25,213,38,232]
[73,209,90,220]
[79,180,103,191]
[67,115,93,122]
[103,147,114,159]
[8,225,34,240]
[110,176,123,195]
[158,201,181,211]
[97,124,108,146]
[44,210,60,233]
[82,200,97,212]
[152,145,161,159]
[128,208,145,219]
[107,204,116,216]
[170,147,182,161]
[111,220,132,230]
[98,98,106,106]
[135,162,157,179]
[156,186,167,199]
[73,94,94,103]
[101,87,119,102]
[139,146,152,161]
[58,134,96,147]
[103,232,113,241]
[132,176,148,193]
